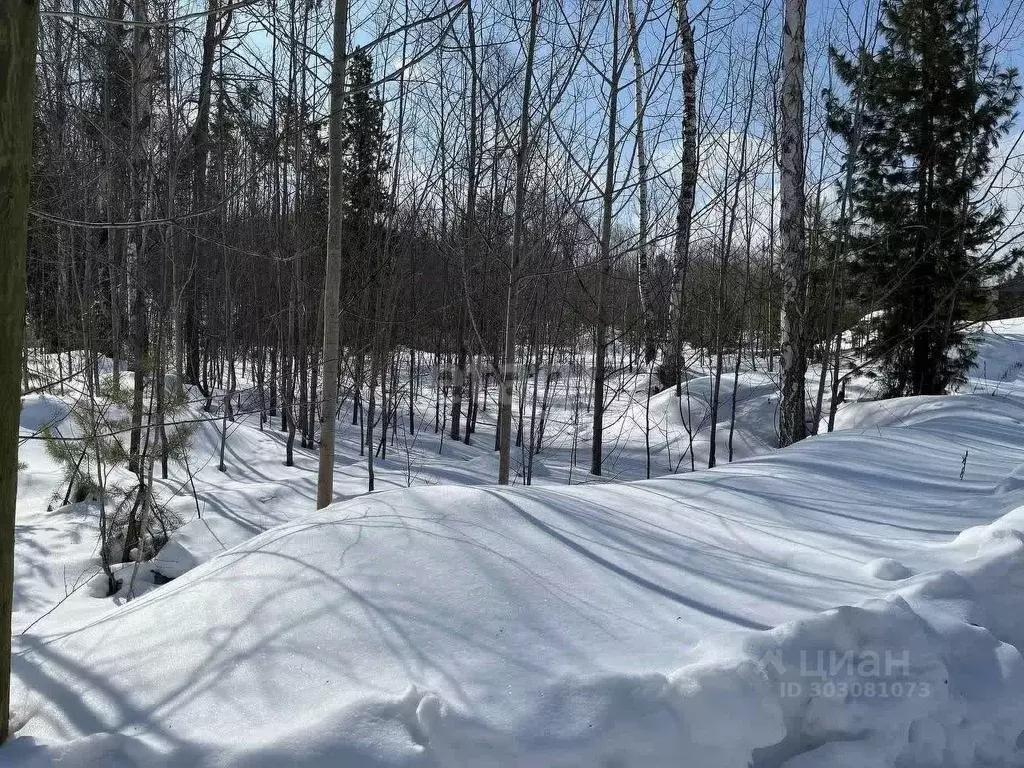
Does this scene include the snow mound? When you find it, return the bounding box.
[865,557,913,581]
[10,466,1024,766]
[15,317,1024,766]
[18,395,69,435]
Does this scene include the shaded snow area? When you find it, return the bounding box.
[9,320,1024,766]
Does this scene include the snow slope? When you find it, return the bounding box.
[8,320,1024,766]
[13,343,792,625]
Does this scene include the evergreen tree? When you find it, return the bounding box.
[341,48,390,250]
[334,46,391,456]
[827,0,1020,397]
[43,377,195,585]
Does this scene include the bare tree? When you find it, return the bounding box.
[666,0,698,394]
[592,0,623,477]
[317,0,350,508]
[627,0,654,363]
[0,0,39,740]
[498,0,540,485]
[779,0,808,447]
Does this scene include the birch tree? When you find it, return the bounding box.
[665,0,698,394]
[778,0,809,446]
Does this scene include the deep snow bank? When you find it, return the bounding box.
[11,385,1024,766]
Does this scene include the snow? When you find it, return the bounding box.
[8,319,1024,766]
[864,557,914,581]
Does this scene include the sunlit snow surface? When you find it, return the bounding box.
[8,319,1024,766]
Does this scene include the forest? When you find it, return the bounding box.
[3,0,1024,764]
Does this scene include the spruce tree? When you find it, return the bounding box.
[827,0,1020,397]
[341,48,389,247]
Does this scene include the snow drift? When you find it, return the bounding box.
[10,319,1024,766]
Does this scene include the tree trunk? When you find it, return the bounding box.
[182,0,227,386]
[627,0,654,363]
[666,0,698,393]
[0,0,38,740]
[592,0,621,477]
[127,0,154,474]
[498,0,540,485]
[451,307,466,440]
[316,0,350,508]
[778,0,809,447]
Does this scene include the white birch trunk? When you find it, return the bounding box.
[665,0,698,393]
[779,0,809,447]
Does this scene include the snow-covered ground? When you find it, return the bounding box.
[9,320,1024,766]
